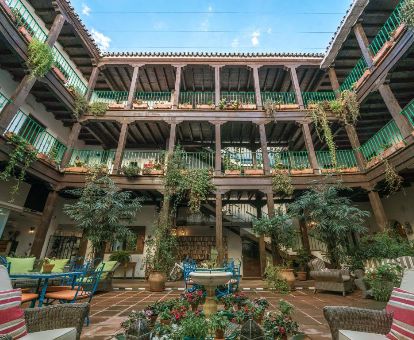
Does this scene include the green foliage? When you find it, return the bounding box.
[364,263,403,301]
[109,250,131,264]
[401,0,414,28]
[0,133,38,202]
[263,300,300,339]
[63,175,141,258]
[89,102,109,116]
[27,39,54,78]
[122,163,141,177]
[289,184,369,268]
[176,313,209,339]
[348,231,414,270]
[69,86,89,118]
[384,160,403,195]
[272,164,294,197]
[223,153,240,171]
[336,90,360,125]
[295,248,311,271]
[264,99,281,116]
[209,312,230,331]
[264,265,290,294]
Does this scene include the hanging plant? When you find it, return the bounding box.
[401,0,414,28]
[68,85,89,118]
[333,90,360,126]
[27,39,54,78]
[264,100,281,117]
[272,164,293,197]
[0,133,38,202]
[187,168,215,213]
[311,102,337,168]
[384,160,403,195]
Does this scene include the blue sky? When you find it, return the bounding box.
[71,0,351,53]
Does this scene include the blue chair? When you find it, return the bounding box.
[183,259,198,292]
[215,259,241,298]
[0,256,10,272]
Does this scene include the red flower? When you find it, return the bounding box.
[279,327,286,334]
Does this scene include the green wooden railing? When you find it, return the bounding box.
[134,92,171,102]
[5,0,87,94]
[122,151,165,167]
[401,99,414,127]
[316,150,357,170]
[369,0,404,56]
[91,91,129,104]
[268,151,311,170]
[358,120,403,161]
[182,152,215,169]
[223,150,264,171]
[261,92,297,105]
[339,58,368,92]
[179,92,214,106]
[302,92,337,107]
[221,92,256,104]
[0,92,9,112]
[68,149,116,168]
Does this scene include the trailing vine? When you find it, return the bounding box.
[27,39,54,78]
[332,90,360,126]
[68,86,108,118]
[384,160,403,195]
[264,99,281,117]
[401,0,414,28]
[122,163,141,177]
[271,164,294,197]
[0,133,38,202]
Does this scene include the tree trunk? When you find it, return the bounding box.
[270,236,283,265]
[326,239,340,269]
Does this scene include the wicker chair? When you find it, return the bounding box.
[308,258,354,296]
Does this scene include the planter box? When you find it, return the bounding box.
[354,69,372,90]
[132,102,148,110]
[18,26,32,43]
[391,24,406,42]
[307,103,318,110]
[0,0,16,21]
[240,103,257,110]
[108,103,125,110]
[4,131,15,140]
[381,141,405,159]
[270,168,289,175]
[196,104,215,110]
[279,104,300,111]
[338,167,359,173]
[373,41,394,66]
[52,66,68,84]
[64,166,88,173]
[290,168,313,175]
[37,153,56,166]
[366,157,380,169]
[153,102,172,109]
[142,169,163,176]
[244,169,264,176]
[178,104,193,110]
[224,170,241,176]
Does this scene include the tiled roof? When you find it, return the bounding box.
[101,51,324,58]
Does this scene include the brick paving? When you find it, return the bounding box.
[79,280,385,340]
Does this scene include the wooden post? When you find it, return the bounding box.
[86,66,100,101]
[299,218,311,255]
[60,122,82,168]
[214,65,222,110]
[127,65,141,109]
[328,67,340,93]
[251,65,263,110]
[266,190,282,265]
[31,191,58,257]
[172,65,183,109]
[0,12,66,128]
[256,204,266,277]
[113,122,129,174]
[289,67,304,109]
[378,84,412,138]
[258,123,271,175]
[215,191,224,265]
[353,23,373,68]
[214,122,222,176]
[301,122,319,172]
[367,190,388,231]
[168,122,177,154]
[345,124,366,171]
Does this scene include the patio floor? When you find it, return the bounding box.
[79,279,385,340]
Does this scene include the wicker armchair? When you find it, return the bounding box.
[323,306,393,340]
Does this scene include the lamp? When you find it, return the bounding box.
[29,227,35,234]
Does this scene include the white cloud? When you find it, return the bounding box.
[251,31,260,46]
[208,5,213,12]
[91,29,111,51]
[82,4,91,16]
[231,38,239,48]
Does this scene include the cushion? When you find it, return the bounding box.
[398,256,414,270]
[0,265,12,291]
[0,289,27,339]
[20,328,76,340]
[99,261,118,279]
[400,270,414,293]
[386,288,414,340]
[339,330,387,340]
[49,259,69,273]
[6,258,36,275]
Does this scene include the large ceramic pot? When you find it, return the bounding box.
[279,268,295,290]
[148,270,166,292]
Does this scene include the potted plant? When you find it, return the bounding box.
[122,163,141,178]
[108,101,125,110]
[364,263,403,301]
[142,160,164,175]
[10,9,33,43]
[27,39,54,79]
[240,102,256,110]
[295,249,311,281]
[64,158,88,173]
[109,250,131,270]
[223,156,241,176]
[209,312,230,340]
[42,258,55,273]
[178,313,209,340]
[179,102,193,109]
[52,65,68,84]
[154,101,172,109]
[133,99,148,110]
[290,166,313,175]
[158,309,171,325]
[183,289,205,312]
[143,305,159,327]
[263,300,300,340]
[196,101,215,110]
[244,165,264,176]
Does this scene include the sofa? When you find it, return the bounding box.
[324,269,414,340]
[309,258,354,296]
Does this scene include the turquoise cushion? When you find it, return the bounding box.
[6,257,36,274]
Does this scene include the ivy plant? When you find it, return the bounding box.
[27,39,54,78]
[384,159,403,195]
[271,164,294,197]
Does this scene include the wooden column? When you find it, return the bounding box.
[266,190,282,265]
[60,122,82,168]
[213,122,222,176]
[301,122,319,172]
[215,191,224,265]
[353,23,373,68]
[345,124,366,171]
[172,65,183,109]
[299,218,311,255]
[214,65,222,109]
[258,123,271,175]
[328,67,340,93]
[289,66,304,109]
[0,12,66,128]
[251,65,263,110]
[86,66,100,101]
[127,65,141,109]
[378,84,412,138]
[113,122,129,174]
[368,190,388,231]
[31,190,58,257]
[256,204,266,277]
[168,122,177,154]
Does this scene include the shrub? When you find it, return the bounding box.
[89,102,108,116]
[364,263,403,302]
[27,39,54,78]
[264,265,290,294]
[401,0,414,28]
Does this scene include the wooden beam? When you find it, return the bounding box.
[289,67,304,109]
[258,123,271,175]
[252,66,263,110]
[301,122,319,172]
[113,122,129,174]
[353,23,373,68]
[61,122,82,167]
[86,66,100,101]
[172,65,183,109]
[127,65,141,109]
[345,124,366,171]
[367,190,387,232]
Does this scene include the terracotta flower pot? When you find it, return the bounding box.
[279,268,295,290]
[64,166,88,173]
[18,26,32,43]
[179,104,193,109]
[373,41,394,66]
[148,270,166,292]
[279,104,300,111]
[142,169,163,176]
[290,168,313,175]
[153,102,172,109]
[354,69,372,90]
[391,24,406,42]
[215,329,225,340]
[297,271,307,281]
[52,66,67,84]
[224,170,241,176]
[244,169,264,176]
[133,102,148,110]
[42,263,55,273]
[240,103,257,110]
[108,103,125,110]
[196,104,215,110]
